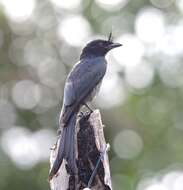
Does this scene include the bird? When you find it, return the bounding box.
[49,33,122,180]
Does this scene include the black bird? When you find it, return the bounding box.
[49,34,122,180]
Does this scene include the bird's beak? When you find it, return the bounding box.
[108,42,122,49]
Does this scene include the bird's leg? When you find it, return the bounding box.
[84,103,93,114]
[78,111,84,118]
[78,103,93,119]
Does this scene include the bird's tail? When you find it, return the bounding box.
[49,113,77,180]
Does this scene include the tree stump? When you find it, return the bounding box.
[49,110,112,190]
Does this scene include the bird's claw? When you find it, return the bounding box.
[78,111,92,119]
[78,111,84,118]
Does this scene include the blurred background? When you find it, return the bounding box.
[0,0,183,189]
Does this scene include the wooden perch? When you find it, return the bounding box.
[49,110,112,190]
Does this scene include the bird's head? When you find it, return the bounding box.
[80,32,122,59]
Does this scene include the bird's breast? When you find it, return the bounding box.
[85,81,102,103]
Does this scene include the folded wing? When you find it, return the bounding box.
[60,57,107,126]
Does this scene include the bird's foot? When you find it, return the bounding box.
[84,103,93,113]
[78,111,84,118]
[78,110,92,119]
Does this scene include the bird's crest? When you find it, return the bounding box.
[108,31,113,42]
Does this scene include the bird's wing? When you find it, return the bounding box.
[60,57,107,125]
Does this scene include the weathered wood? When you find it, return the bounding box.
[49,110,112,190]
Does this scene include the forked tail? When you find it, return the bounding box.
[49,113,77,180]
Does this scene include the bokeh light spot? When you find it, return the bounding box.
[137,170,183,190]
[57,15,91,47]
[1,127,55,169]
[174,174,183,190]
[176,0,183,13]
[145,184,168,190]
[38,58,66,87]
[1,127,38,169]
[24,39,55,68]
[12,80,41,109]
[163,171,183,190]
[96,74,126,108]
[113,129,143,159]
[49,0,81,10]
[95,0,129,11]
[135,8,165,43]
[1,0,36,22]
[126,62,154,89]
[158,24,183,57]
[36,85,61,112]
[112,34,145,68]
